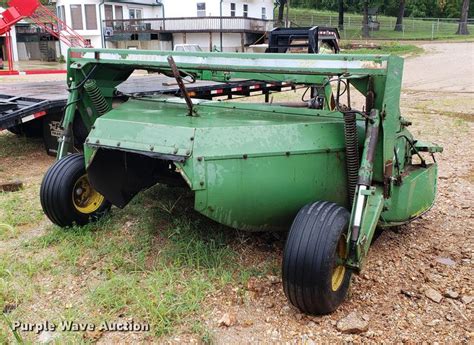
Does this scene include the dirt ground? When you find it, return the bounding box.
[0,42,473,343]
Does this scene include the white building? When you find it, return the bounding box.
[54,0,275,54]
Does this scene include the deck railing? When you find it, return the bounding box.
[102,16,274,34]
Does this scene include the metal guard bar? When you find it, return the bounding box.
[67,48,392,78]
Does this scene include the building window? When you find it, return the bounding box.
[57,5,66,28]
[114,6,124,30]
[70,5,83,30]
[104,4,113,27]
[57,6,64,22]
[261,7,267,20]
[115,6,123,20]
[197,2,206,17]
[85,5,97,30]
[129,8,142,29]
[129,8,143,20]
[230,3,236,17]
[243,4,248,18]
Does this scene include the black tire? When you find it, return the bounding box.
[40,153,111,227]
[282,201,352,315]
[8,118,44,138]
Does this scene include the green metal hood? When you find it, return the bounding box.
[85,96,351,165]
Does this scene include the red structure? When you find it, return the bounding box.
[0,0,89,75]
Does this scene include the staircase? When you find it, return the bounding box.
[38,38,55,62]
[31,5,90,48]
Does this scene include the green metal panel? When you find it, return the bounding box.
[86,99,196,158]
[195,152,348,231]
[381,164,438,224]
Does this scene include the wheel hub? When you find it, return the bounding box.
[331,235,347,291]
[72,175,105,214]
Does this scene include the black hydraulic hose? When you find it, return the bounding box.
[343,112,360,206]
[68,65,98,91]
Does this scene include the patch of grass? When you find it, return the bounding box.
[1,314,24,343]
[341,42,424,56]
[0,184,43,231]
[0,253,39,312]
[191,320,213,344]
[0,132,43,158]
[162,218,234,272]
[83,190,238,336]
[89,268,214,337]
[4,183,281,341]
[24,185,238,336]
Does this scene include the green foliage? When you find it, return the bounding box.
[288,0,470,18]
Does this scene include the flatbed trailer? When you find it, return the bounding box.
[0,76,295,155]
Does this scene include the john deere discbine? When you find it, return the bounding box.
[40,49,442,314]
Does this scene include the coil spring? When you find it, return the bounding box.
[84,80,111,116]
[343,112,360,206]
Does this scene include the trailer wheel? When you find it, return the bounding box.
[282,201,352,314]
[40,153,111,227]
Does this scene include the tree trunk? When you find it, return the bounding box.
[362,1,370,38]
[338,0,344,31]
[394,0,405,32]
[277,0,287,26]
[456,0,470,35]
